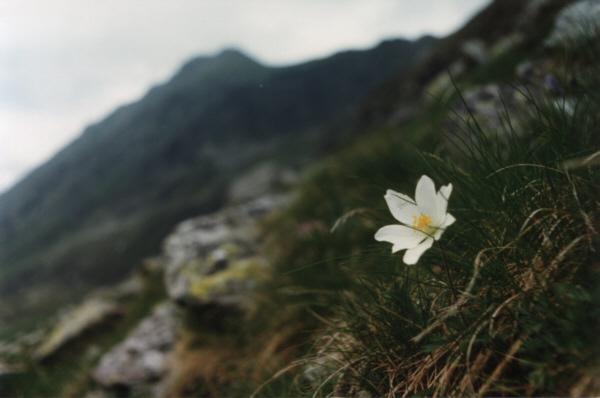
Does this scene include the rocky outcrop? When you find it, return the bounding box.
[163,194,287,311]
[0,361,24,377]
[92,303,177,395]
[228,162,297,204]
[184,256,269,310]
[423,60,466,100]
[546,0,600,46]
[461,39,488,65]
[34,297,121,361]
[164,195,287,265]
[30,271,150,362]
[459,84,510,131]
[86,194,287,397]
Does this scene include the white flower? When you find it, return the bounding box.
[375,175,456,265]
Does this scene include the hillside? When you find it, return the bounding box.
[0,37,435,329]
[1,0,599,397]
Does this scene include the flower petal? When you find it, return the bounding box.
[384,190,420,224]
[402,237,434,265]
[433,213,456,240]
[443,213,456,227]
[374,224,426,252]
[415,175,440,223]
[436,183,453,218]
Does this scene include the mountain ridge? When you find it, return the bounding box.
[0,36,436,325]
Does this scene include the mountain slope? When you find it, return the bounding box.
[2,0,597,396]
[357,0,572,128]
[0,37,436,326]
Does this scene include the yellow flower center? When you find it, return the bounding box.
[413,214,434,234]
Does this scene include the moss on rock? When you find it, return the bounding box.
[187,257,269,309]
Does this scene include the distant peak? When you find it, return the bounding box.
[216,48,248,59]
[174,48,261,80]
[376,38,410,47]
[415,34,438,44]
[375,35,438,50]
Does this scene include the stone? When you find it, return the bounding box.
[423,60,466,101]
[553,97,576,116]
[0,361,24,377]
[163,195,288,309]
[490,33,524,58]
[516,60,535,80]
[444,83,531,153]
[91,274,146,303]
[462,84,505,129]
[162,194,287,269]
[0,340,22,357]
[112,275,145,298]
[461,39,488,64]
[303,355,342,388]
[301,333,371,397]
[34,297,121,361]
[518,0,553,27]
[164,241,248,304]
[185,257,269,310]
[92,303,177,389]
[164,214,233,267]
[546,0,600,46]
[228,162,297,203]
[83,390,111,398]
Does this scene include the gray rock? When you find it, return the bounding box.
[0,361,24,377]
[423,60,466,101]
[444,83,530,154]
[546,0,600,46]
[0,340,22,357]
[228,162,297,203]
[164,214,233,266]
[516,60,535,80]
[83,389,111,398]
[93,303,177,389]
[519,0,553,27]
[553,97,577,116]
[490,33,524,58]
[461,39,488,64]
[162,194,287,268]
[34,297,121,361]
[112,275,145,299]
[462,84,505,129]
[177,256,269,310]
[302,333,352,391]
[163,195,288,308]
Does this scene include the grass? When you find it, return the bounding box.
[329,96,598,396]
[239,31,600,397]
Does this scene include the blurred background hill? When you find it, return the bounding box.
[0,37,434,332]
[1,0,598,397]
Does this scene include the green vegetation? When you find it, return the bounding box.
[2,2,599,397]
[98,17,600,397]
[240,29,600,397]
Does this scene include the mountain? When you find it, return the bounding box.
[0,37,436,326]
[357,0,572,127]
[3,0,597,396]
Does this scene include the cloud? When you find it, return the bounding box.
[0,0,490,192]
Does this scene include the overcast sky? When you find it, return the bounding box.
[0,0,489,193]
